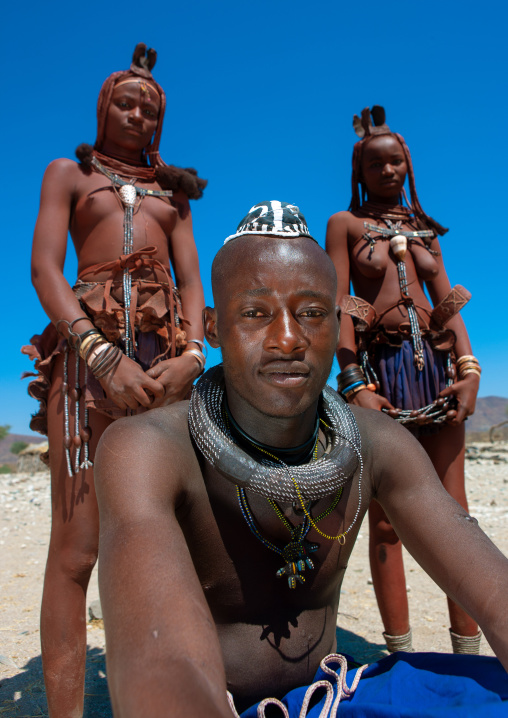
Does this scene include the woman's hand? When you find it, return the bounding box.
[99,354,165,410]
[145,352,202,407]
[346,388,395,412]
[439,373,480,425]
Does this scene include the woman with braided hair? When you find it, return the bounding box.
[326,107,481,656]
[23,44,207,716]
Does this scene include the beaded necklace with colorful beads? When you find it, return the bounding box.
[224,404,353,589]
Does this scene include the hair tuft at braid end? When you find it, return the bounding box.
[75,144,94,171]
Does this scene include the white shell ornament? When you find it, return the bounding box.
[118,184,137,207]
[390,234,407,262]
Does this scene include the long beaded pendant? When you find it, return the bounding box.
[390,233,425,371]
[118,184,137,358]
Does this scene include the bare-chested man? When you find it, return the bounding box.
[95,201,508,717]
[23,44,206,717]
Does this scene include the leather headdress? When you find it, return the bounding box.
[352,105,391,139]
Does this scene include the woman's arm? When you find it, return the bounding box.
[425,237,480,424]
[146,194,206,405]
[325,212,393,411]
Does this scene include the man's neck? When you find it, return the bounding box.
[224,390,320,450]
[224,398,319,465]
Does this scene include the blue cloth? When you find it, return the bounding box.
[240,653,508,717]
[374,339,447,411]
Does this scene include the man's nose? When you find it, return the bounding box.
[264,310,308,354]
[382,163,395,176]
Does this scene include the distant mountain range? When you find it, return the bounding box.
[1,396,507,467]
[466,396,508,433]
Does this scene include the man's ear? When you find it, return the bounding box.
[203,307,220,348]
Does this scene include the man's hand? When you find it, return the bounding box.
[347,388,394,412]
[145,352,201,407]
[99,354,165,410]
[439,373,480,425]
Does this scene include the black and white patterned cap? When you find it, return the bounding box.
[224,200,316,244]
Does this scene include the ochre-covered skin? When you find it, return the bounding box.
[25,63,205,717]
[94,237,508,717]
[326,132,480,641]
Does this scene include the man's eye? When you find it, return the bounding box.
[144,108,156,117]
[242,310,265,317]
[300,309,326,318]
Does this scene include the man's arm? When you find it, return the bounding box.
[147,193,206,405]
[95,407,233,718]
[362,408,508,668]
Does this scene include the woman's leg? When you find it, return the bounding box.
[41,351,113,717]
[419,423,479,637]
[368,499,411,639]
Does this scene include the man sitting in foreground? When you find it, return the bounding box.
[95,201,508,717]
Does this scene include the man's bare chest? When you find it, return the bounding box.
[182,463,360,623]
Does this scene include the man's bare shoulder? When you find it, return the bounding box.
[99,401,192,461]
[95,401,197,505]
[348,404,434,495]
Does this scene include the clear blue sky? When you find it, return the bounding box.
[2,0,506,435]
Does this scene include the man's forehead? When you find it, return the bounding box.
[218,235,326,274]
[213,236,337,307]
[230,285,334,301]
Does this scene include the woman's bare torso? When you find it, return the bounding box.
[68,162,178,290]
[346,211,440,331]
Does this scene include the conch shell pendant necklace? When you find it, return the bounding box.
[91,156,173,357]
[363,219,435,371]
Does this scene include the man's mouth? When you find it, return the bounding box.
[259,362,309,386]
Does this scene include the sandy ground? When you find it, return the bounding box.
[1,442,507,716]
